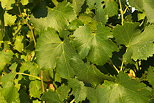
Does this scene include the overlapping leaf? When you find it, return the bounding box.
[68,79,87,102]
[0,50,13,72]
[72,0,85,15]
[36,27,114,83]
[73,24,118,65]
[94,72,150,103]
[0,73,20,103]
[113,23,154,62]
[86,0,118,23]
[41,85,70,103]
[143,0,154,23]
[31,1,76,32]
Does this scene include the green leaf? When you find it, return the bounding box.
[20,0,29,5]
[31,1,76,32]
[0,92,7,103]
[36,28,113,83]
[0,0,15,10]
[13,35,24,52]
[147,67,154,87]
[95,72,150,103]
[36,28,76,78]
[41,90,62,103]
[143,0,154,23]
[29,80,42,98]
[72,0,85,15]
[4,12,17,26]
[113,23,154,62]
[19,62,40,80]
[0,73,20,103]
[56,85,70,101]
[68,79,87,102]
[128,0,143,11]
[41,85,69,103]
[0,50,13,72]
[73,24,118,65]
[103,0,119,17]
[86,0,118,23]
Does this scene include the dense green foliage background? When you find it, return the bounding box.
[0,0,154,103]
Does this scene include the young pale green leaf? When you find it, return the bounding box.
[31,1,76,32]
[0,50,13,72]
[73,24,118,65]
[143,0,154,23]
[20,0,29,5]
[29,80,42,98]
[113,23,154,62]
[19,62,40,80]
[68,79,87,102]
[95,72,150,103]
[0,73,20,103]
[0,92,7,103]
[4,12,17,26]
[0,0,15,10]
[13,35,24,52]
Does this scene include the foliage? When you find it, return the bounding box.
[0,0,154,102]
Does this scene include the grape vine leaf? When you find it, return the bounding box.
[113,23,154,62]
[41,85,70,103]
[0,0,15,10]
[73,24,118,65]
[128,0,143,11]
[147,67,154,87]
[0,73,20,103]
[29,80,42,98]
[13,35,24,52]
[36,27,114,83]
[31,1,76,32]
[20,0,29,5]
[86,0,118,23]
[68,79,87,102]
[95,72,150,103]
[36,28,75,78]
[72,0,85,15]
[4,12,17,26]
[143,0,154,23]
[41,90,62,103]
[0,50,13,73]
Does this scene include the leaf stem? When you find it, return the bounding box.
[70,99,75,103]
[16,72,41,80]
[40,70,45,93]
[120,61,124,71]
[110,60,119,73]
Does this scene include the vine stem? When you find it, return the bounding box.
[17,5,36,48]
[118,0,124,25]
[16,72,41,80]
